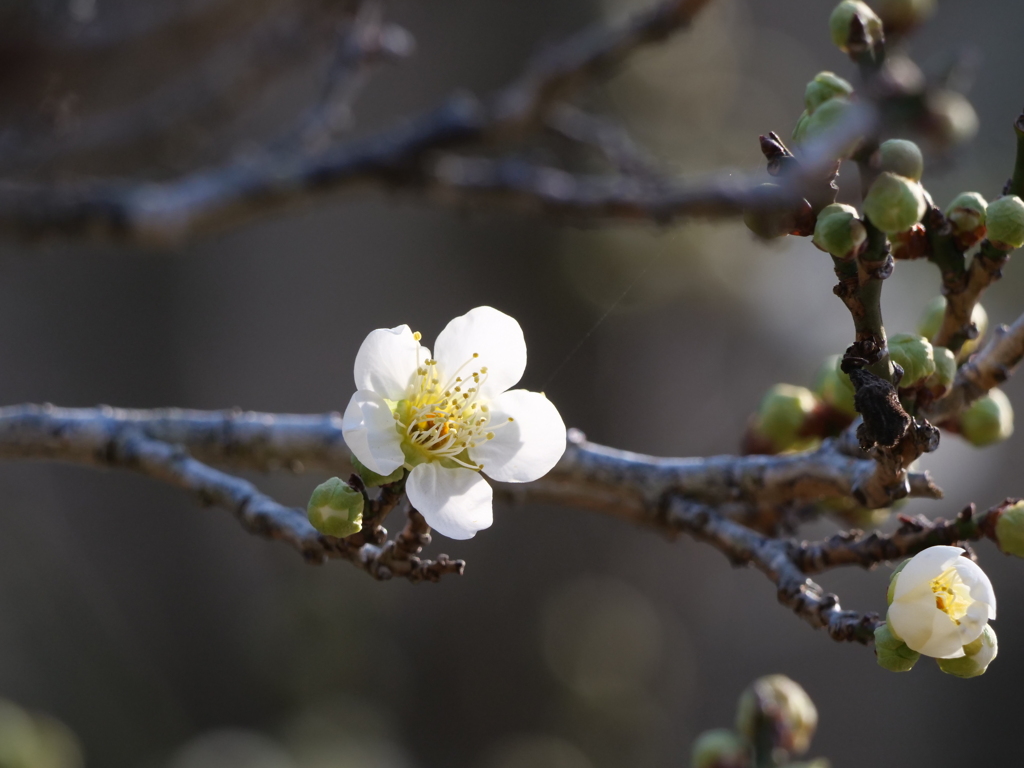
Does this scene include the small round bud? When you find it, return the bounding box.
[812,203,867,258]
[351,454,405,488]
[814,355,857,417]
[945,191,988,248]
[799,98,861,157]
[307,477,365,538]
[690,729,750,768]
[878,139,924,182]
[874,0,936,33]
[874,622,920,672]
[985,195,1024,250]
[995,501,1024,558]
[736,676,817,756]
[925,346,956,395]
[916,296,987,352]
[755,385,820,452]
[743,184,795,240]
[863,172,927,235]
[804,72,854,114]
[829,1,883,53]
[937,625,998,678]
[927,90,979,149]
[960,388,1014,447]
[887,334,935,388]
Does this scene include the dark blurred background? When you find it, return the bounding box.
[1,0,1023,766]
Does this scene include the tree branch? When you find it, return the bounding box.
[667,497,1012,643]
[0,0,715,242]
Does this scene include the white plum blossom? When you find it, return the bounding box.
[342,306,566,540]
[887,545,996,659]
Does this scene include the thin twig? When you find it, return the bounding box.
[0,0,715,242]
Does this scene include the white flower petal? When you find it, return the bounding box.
[957,602,991,647]
[892,545,964,601]
[433,306,526,398]
[406,463,493,540]
[889,599,965,658]
[353,324,429,401]
[470,390,566,483]
[954,557,997,619]
[342,390,405,475]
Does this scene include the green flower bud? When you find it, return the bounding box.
[927,90,979,149]
[804,72,854,114]
[886,559,910,606]
[690,729,750,768]
[995,501,1024,558]
[307,477,364,538]
[863,172,927,235]
[926,346,956,394]
[736,675,817,756]
[792,110,811,145]
[874,622,920,672]
[917,297,987,352]
[814,354,858,417]
[756,384,820,452]
[743,184,795,240]
[937,625,998,678]
[351,454,405,488]
[829,1,883,53]
[874,0,936,32]
[878,139,924,182]
[945,192,988,246]
[961,388,1014,447]
[887,333,935,388]
[799,98,861,157]
[985,195,1024,250]
[812,203,867,258]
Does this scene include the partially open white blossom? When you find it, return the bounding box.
[887,545,996,659]
[342,306,566,540]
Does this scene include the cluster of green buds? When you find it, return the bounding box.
[691,676,827,768]
[307,476,366,538]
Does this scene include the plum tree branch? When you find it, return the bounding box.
[0,0,717,242]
